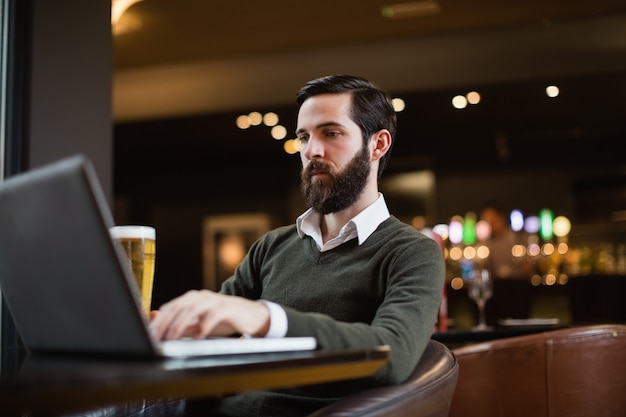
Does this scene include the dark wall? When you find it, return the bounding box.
[28,0,113,201]
[2,0,113,350]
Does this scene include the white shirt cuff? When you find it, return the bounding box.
[258,300,288,338]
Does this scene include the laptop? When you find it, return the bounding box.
[0,154,316,358]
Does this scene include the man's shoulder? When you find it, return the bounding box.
[248,224,301,257]
[267,223,298,236]
[380,216,422,236]
[377,217,440,247]
[259,223,299,244]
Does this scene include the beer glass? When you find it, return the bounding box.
[110,226,156,314]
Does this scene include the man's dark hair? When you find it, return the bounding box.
[296,74,397,178]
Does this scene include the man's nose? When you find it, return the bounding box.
[302,136,324,160]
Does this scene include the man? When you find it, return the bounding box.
[150,75,445,416]
[479,202,532,280]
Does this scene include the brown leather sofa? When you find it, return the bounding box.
[308,339,459,417]
[449,324,626,417]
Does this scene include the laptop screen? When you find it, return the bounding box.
[0,155,157,357]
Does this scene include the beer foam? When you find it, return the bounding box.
[109,226,156,240]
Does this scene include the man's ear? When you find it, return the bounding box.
[370,129,392,162]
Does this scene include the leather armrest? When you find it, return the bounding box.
[309,340,458,417]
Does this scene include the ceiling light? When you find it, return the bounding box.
[271,125,287,140]
[392,98,405,112]
[236,115,251,129]
[466,91,481,105]
[283,139,301,155]
[248,111,263,126]
[452,95,467,109]
[546,85,560,98]
[111,0,143,26]
[381,1,441,19]
[263,112,279,127]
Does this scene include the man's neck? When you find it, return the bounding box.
[320,188,379,243]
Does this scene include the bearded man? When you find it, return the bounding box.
[150,74,445,417]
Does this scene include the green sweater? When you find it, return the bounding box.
[213,216,444,416]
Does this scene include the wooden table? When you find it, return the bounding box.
[0,346,390,416]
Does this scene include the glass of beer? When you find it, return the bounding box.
[109,225,156,314]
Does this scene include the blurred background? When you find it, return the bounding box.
[110,0,626,324]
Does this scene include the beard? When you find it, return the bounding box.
[300,145,371,215]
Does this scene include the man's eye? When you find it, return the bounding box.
[326,131,340,137]
[298,135,309,142]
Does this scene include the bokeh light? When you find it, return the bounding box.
[553,216,572,237]
[449,219,464,244]
[271,125,287,140]
[248,111,263,126]
[452,95,468,109]
[475,220,491,241]
[236,115,251,129]
[524,216,540,234]
[263,112,279,126]
[546,85,560,98]
[392,98,406,112]
[283,139,301,154]
[466,91,481,104]
[510,209,525,232]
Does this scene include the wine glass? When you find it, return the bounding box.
[466,268,493,331]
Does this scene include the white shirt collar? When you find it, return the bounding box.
[296,194,390,249]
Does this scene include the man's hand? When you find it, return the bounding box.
[148,290,270,340]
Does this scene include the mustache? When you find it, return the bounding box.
[303,161,335,178]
